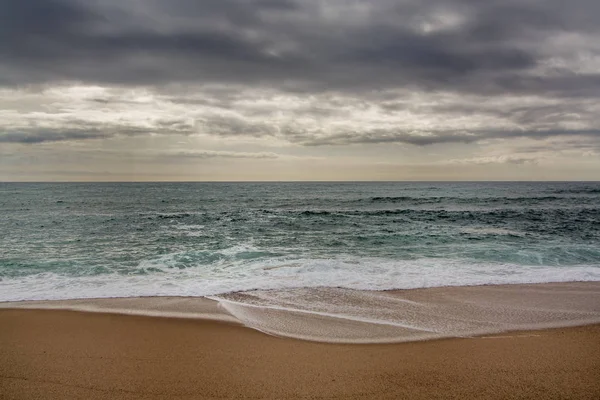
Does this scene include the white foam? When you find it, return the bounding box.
[1,256,599,302]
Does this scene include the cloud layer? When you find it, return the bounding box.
[1,0,599,179]
[2,0,599,92]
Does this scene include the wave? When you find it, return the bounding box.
[366,195,588,204]
[156,212,192,219]
[1,256,599,302]
[553,188,600,194]
[293,207,600,220]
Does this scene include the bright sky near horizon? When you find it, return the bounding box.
[1,0,599,181]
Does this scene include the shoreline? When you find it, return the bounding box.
[3,305,600,345]
[2,281,600,344]
[2,308,599,399]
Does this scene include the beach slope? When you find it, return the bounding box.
[1,309,599,400]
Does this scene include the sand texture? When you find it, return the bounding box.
[1,309,599,400]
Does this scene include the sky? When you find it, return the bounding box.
[1,0,599,181]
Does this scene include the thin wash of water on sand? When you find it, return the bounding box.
[3,283,600,343]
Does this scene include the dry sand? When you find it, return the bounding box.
[1,309,599,399]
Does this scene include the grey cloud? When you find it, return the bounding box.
[0,118,196,144]
[1,0,599,97]
[83,148,282,160]
[6,107,598,149]
[403,100,600,129]
[344,25,536,81]
[199,114,277,137]
[0,0,94,37]
[166,150,279,159]
[296,128,600,147]
[508,139,600,156]
[0,130,108,144]
[0,0,307,86]
[1,0,599,151]
[446,156,540,166]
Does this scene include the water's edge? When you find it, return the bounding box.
[2,282,599,344]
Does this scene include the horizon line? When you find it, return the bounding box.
[2,180,599,184]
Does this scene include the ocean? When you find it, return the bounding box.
[1,181,599,302]
[2,181,600,342]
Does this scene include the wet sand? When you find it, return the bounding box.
[1,309,599,400]
[5,282,600,343]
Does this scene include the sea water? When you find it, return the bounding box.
[1,181,600,302]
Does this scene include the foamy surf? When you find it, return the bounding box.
[2,282,599,343]
[1,256,599,302]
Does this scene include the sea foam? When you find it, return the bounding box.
[1,255,599,302]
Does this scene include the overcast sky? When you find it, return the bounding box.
[1,0,599,181]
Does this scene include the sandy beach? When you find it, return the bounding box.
[2,308,599,400]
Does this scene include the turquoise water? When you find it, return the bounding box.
[1,182,599,301]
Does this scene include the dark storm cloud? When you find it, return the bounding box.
[0,0,306,86]
[1,0,598,95]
